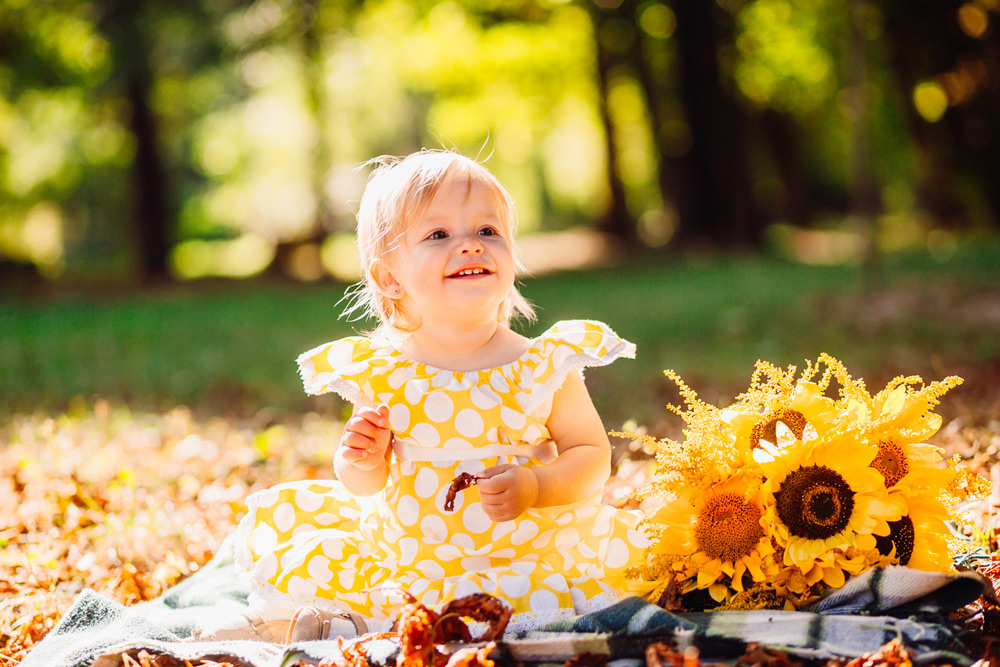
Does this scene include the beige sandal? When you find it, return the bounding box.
[190,611,290,642]
[285,606,369,642]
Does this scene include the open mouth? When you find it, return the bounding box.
[448,267,492,278]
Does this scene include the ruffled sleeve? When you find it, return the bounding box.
[521,319,635,415]
[296,336,389,407]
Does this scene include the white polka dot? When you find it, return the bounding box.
[434,544,462,561]
[512,560,536,576]
[292,523,316,538]
[314,512,338,526]
[577,543,597,560]
[413,468,439,498]
[255,553,278,581]
[531,529,556,549]
[273,502,296,533]
[325,340,355,366]
[306,555,334,583]
[287,575,318,599]
[490,372,509,394]
[470,385,502,409]
[252,488,280,508]
[500,406,526,430]
[569,586,587,608]
[408,579,430,597]
[397,495,420,526]
[410,423,441,447]
[498,575,531,598]
[423,392,454,423]
[338,567,354,590]
[389,403,411,432]
[492,521,516,541]
[455,578,482,599]
[416,559,446,580]
[628,528,650,548]
[460,557,491,572]
[251,524,278,556]
[404,379,429,405]
[388,365,415,389]
[521,424,548,442]
[530,589,560,610]
[543,574,570,592]
[606,537,629,569]
[421,589,441,607]
[551,345,574,370]
[321,539,344,561]
[555,512,574,525]
[294,490,324,513]
[461,503,492,533]
[455,409,485,438]
[510,520,538,546]
[398,537,418,565]
[451,534,476,550]
[420,515,448,542]
[491,548,516,559]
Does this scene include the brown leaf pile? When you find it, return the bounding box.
[1,399,342,664]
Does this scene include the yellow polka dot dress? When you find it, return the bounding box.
[234,320,649,631]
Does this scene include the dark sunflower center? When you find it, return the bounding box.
[874,516,915,565]
[870,438,909,487]
[694,492,764,561]
[775,464,855,540]
[751,409,807,450]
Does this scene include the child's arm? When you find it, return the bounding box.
[478,371,612,521]
[335,404,393,496]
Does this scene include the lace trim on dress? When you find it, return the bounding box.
[522,337,635,417]
[297,347,377,408]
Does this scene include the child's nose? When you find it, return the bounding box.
[459,235,484,254]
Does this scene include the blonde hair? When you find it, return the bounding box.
[342,149,534,335]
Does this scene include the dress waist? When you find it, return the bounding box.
[391,437,557,463]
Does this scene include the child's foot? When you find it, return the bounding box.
[285,606,368,642]
[189,611,290,642]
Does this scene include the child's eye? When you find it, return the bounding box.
[426,230,448,240]
[478,226,499,237]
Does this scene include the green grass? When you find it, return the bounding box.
[2,240,998,430]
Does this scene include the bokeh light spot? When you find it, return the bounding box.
[639,4,676,39]
[958,3,989,38]
[913,81,949,122]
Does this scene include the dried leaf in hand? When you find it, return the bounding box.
[444,474,478,512]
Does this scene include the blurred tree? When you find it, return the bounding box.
[96,0,171,283]
[587,0,636,242]
[663,0,765,246]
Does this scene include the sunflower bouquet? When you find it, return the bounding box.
[623,354,987,612]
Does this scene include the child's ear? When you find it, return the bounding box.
[371,261,404,299]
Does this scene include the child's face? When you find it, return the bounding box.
[384,175,515,329]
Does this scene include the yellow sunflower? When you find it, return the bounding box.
[872,492,953,572]
[639,471,777,605]
[860,375,963,494]
[721,358,849,466]
[772,546,876,609]
[761,434,905,571]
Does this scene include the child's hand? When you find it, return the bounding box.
[338,405,392,471]
[477,464,539,522]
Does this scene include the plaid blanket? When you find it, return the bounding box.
[20,535,990,667]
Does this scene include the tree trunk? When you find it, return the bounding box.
[99,0,172,284]
[669,0,763,247]
[588,5,636,241]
